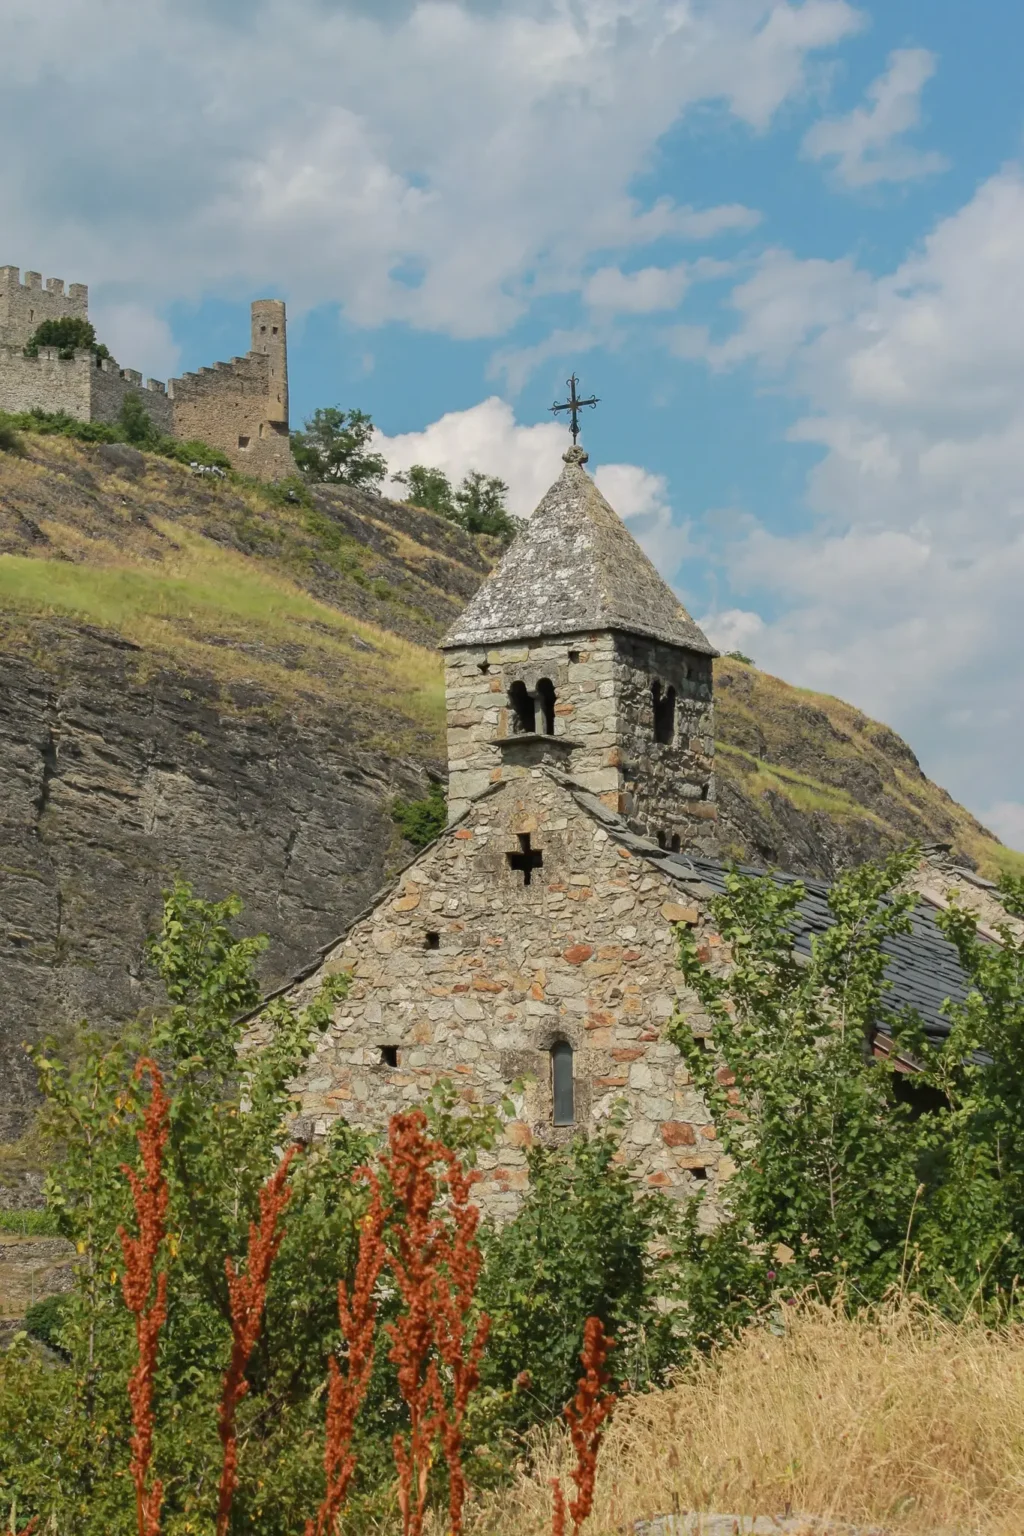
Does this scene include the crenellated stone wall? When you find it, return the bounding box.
[0,266,292,480]
[265,772,732,1223]
[0,346,174,432]
[0,266,88,350]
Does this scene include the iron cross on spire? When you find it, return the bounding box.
[550,374,599,445]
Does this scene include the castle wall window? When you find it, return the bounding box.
[652,680,676,744]
[238,435,251,449]
[551,1040,574,1126]
[508,680,536,733]
[536,677,556,735]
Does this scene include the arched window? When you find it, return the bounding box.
[551,1040,574,1126]
[652,680,676,745]
[536,677,556,735]
[508,680,536,733]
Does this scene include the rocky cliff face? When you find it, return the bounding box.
[0,620,430,1145]
[0,435,492,1175]
[0,433,1017,1186]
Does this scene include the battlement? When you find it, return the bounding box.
[1,274,291,481]
[0,265,89,350]
[168,349,270,401]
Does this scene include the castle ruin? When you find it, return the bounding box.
[0,267,291,481]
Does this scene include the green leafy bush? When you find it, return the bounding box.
[479,1131,672,1432]
[23,1293,70,1354]
[395,463,524,545]
[0,404,230,469]
[0,417,23,455]
[23,317,111,361]
[667,853,1024,1352]
[391,780,448,848]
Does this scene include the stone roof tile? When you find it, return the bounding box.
[442,448,716,653]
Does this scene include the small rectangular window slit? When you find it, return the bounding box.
[380,1045,399,1068]
[424,932,440,950]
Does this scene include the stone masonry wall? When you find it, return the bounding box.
[444,632,717,857]
[444,633,621,821]
[92,358,174,433]
[168,300,290,479]
[264,773,733,1223]
[170,353,291,478]
[0,267,88,350]
[0,346,93,418]
[0,346,174,433]
[615,634,716,855]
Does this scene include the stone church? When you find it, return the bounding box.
[254,445,1005,1218]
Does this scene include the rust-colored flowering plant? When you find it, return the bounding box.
[117,1059,171,1536]
[382,1109,491,1536]
[551,1317,616,1536]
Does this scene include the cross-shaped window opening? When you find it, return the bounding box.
[507,833,543,887]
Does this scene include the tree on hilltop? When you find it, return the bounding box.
[291,406,388,489]
[395,462,524,545]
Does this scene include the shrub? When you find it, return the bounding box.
[0,416,24,455]
[391,781,448,848]
[291,407,388,489]
[0,405,229,470]
[23,317,111,361]
[23,1293,70,1354]
[479,1132,671,1433]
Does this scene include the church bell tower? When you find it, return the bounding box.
[441,444,718,855]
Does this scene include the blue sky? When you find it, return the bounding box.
[4,0,1024,847]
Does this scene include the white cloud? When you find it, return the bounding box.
[0,0,862,336]
[376,397,686,572]
[802,48,949,188]
[982,803,1024,854]
[88,301,181,381]
[593,462,691,575]
[584,264,691,315]
[678,248,869,368]
[690,169,1024,814]
[378,396,567,518]
[701,607,767,658]
[488,328,605,396]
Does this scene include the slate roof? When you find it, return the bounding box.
[442,448,717,654]
[566,784,978,1053]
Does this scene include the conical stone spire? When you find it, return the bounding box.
[442,447,715,654]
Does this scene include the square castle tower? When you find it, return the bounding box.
[0,266,291,481]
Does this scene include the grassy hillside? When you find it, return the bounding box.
[0,431,1017,884]
[715,657,1022,882]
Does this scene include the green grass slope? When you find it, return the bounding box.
[0,431,1016,882]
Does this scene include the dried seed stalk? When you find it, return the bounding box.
[306,1168,390,1536]
[382,1110,489,1536]
[551,1316,616,1536]
[118,1058,171,1536]
[216,1145,299,1536]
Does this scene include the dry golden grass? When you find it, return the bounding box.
[469,1299,1024,1536]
